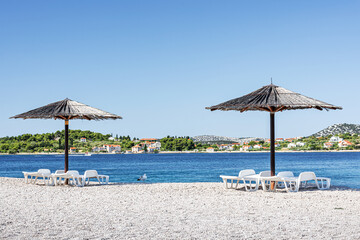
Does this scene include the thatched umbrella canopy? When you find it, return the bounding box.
[11,98,122,173]
[206,84,342,180]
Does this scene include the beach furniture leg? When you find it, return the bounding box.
[76,177,82,187]
[244,179,258,191]
[54,177,59,185]
[30,176,34,184]
[80,177,85,187]
[79,177,84,187]
[97,175,109,185]
[284,180,297,192]
[222,178,229,189]
[316,178,331,190]
[318,179,323,189]
[296,180,301,192]
[46,176,52,186]
[24,174,29,183]
[33,176,38,184]
[99,176,104,184]
[282,180,293,192]
[261,180,273,192]
[324,178,330,189]
[80,178,85,187]
[49,176,55,186]
[261,180,268,191]
[68,177,73,185]
[314,179,319,189]
[74,177,79,186]
[282,180,288,191]
[80,177,85,186]
[235,179,240,189]
[325,178,331,189]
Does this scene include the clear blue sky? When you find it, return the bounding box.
[1,1,359,139]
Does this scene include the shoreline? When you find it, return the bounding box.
[2,149,360,155]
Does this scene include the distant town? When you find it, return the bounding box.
[90,138,161,154]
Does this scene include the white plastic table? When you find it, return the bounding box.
[51,173,76,185]
[259,176,284,191]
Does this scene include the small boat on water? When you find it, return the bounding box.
[84,152,92,156]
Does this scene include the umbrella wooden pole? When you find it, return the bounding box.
[65,120,69,173]
[270,112,275,176]
[270,112,275,190]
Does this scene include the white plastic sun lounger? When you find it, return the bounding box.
[50,170,84,187]
[242,171,271,191]
[316,176,331,190]
[281,172,331,192]
[51,170,65,185]
[276,171,295,189]
[50,170,109,187]
[23,169,52,185]
[220,169,256,189]
[66,170,85,187]
[81,170,109,186]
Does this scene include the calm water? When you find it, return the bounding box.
[0,152,359,188]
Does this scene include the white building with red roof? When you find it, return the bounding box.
[338,140,352,148]
[242,145,252,151]
[132,145,143,153]
[206,147,215,152]
[103,144,121,153]
[323,142,334,148]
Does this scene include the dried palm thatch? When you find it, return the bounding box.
[10,98,122,120]
[206,84,342,112]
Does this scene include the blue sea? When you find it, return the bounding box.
[0,152,359,189]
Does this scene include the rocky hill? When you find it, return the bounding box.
[191,135,265,144]
[312,123,360,137]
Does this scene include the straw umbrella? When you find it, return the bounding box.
[206,84,342,178]
[10,98,122,173]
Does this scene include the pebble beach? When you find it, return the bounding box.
[1,177,359,239]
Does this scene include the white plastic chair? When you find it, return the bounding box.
[23,169,52,185]
[82,170,109,186]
